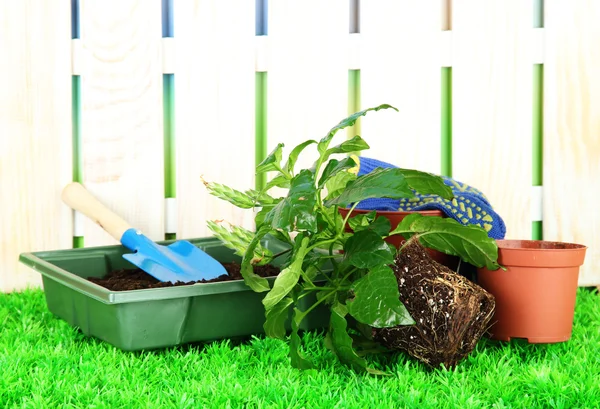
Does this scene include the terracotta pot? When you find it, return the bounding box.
[477,239,587,343]
[337,207,459,270]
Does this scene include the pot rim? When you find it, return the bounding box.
[495,239,587,252]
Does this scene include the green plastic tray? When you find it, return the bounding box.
[19,236,329,351]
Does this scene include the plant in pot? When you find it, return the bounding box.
[477,239,587,343]
[204,104,502,371]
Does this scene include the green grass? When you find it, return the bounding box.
[1,289,599,408]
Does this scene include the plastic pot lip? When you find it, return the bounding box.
[495,239,587,252]
[338,207,444,217]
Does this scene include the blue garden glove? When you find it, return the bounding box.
[351,156,506,239]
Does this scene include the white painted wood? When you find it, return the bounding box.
[267,0,349,180]
[161,37,176,74]
[544,0,600,286]
[360,0,442,175]
[79,0,164,246]
[0,0,72,292]
[175,0,256,239]
[453,0,533,240]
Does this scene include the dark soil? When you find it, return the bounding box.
[88,262,281,291]
[372,238,496,369]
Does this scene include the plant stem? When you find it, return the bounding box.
[271,248,292,260]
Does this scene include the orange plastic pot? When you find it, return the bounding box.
[477,239,587,343]
[337,207,459,270]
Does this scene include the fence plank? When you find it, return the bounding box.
[452,0,533,240]
[267,0,349,180]
[175,0,256,239]
[360,0,442,174]
[79,0,164,246]
[545,0,600,286]
[0,0,72,292]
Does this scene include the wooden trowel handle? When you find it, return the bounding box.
[61,182,132,242]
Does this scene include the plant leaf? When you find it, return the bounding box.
[289,307,314,369]
[343,229,395,269]
[390,213,500,269]
[264,170,318,232]
[323,135,369,160]
[324,168,415,207]
[317,104,398,155]
[284,140,317,175]
[265,174,290,191]
[347,265,415,328]
[240,226,271,292]
[206,221,273,265]
[398,168,454,200]
[328,303,369,371]
[257,143,284,174]
[347,211,391,237]
[264,296,293,339]
[318,157,358,188]
[203,181,256,209]
[244,189,278,205]
[262,236,310,309]
[324,171,356,201]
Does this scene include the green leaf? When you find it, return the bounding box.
[257,143,284,174]
[398,168,454,200]
[244,189,278,205]
[240,226,272,292]
[264,296,293,339]
[263,170,318,232]
[203,181,256,209]
[328,303,369,371]
[284,140,317,175]
[264,174,290,191]
[206,221,273,265]
[262,236,310,309]
[343,230,395,269]
[347,211,391,237]
[324,168,415,207]
[317,104,398,155]
[324,171,356,201]
[347,265,415,328]
[323,135,369,160]
[289,307,314,369]
[318,157,358,188]
[390,213,500,269]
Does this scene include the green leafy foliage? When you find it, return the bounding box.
[206,221,273,265]
[390,213,500,269]
[263,296,293,339]
[347,211,391,237]
[263,170,318,232]
[262,236,310,309]
[204,105,500,373]
[343,230,395,269]
[347,266,414,328]
[324,168,415,207]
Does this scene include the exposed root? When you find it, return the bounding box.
[373,239,495,368]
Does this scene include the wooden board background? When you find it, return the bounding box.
[452,0,533,241]
[0,0,72,292]
[175,0,256,238]
[79,0,164,246]
[267,0,349,181]
[360,0,441,175]
[1,0,599,291]
[544,0,600,286]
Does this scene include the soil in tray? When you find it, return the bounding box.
[88,263,281,291]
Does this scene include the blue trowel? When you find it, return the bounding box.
[61,182,228,283]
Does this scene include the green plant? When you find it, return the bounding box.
[205,104,500,373]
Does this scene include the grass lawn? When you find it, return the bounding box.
[1,287,599,408]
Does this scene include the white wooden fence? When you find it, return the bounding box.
[1,0,599,292]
